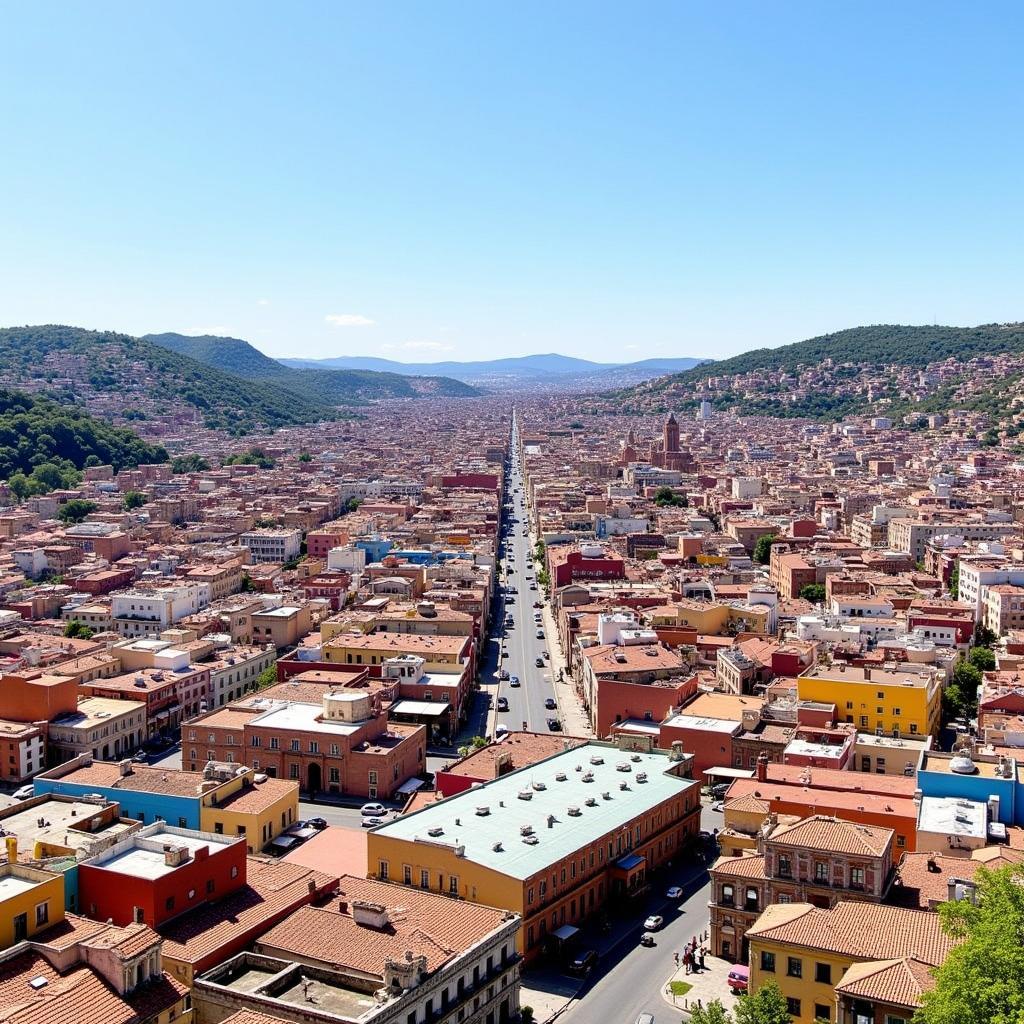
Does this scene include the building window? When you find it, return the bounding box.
[814,863,828,883]
[329,767,340,784]
[178,817,187,828]
[251,736,261,747]
[369,770,378,785]
[404,865,412,884]
[760,951,775,973]
[721,884,734,906]
[851,866,864,888]
[290,739,300,752]
[449,876,459,895]
[35,902,48,926]
[815,1005,831,1022]
[421,869,430,889]
[214,822,223,834]
[330,744,340,756]
[289,764,300,780]
[897,834,906,847]
[787,956,802,978]
[379,861,389,880]
[787,998,801,1017]
[270,737,279,749]
[309,741,319,754]
[815,962,831,984]
[165,896,175,912]
[778,856,792,878]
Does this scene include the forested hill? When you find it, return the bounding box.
[622,323,1024,396]
[145,332,481,401]
[0,387,167,495]
[0,325,336,434]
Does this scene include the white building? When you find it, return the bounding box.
[111,585,210,637]
[239,528,302,564]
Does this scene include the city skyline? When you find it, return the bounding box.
[2,2,1023,361]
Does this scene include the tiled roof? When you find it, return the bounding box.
[213,778,298,813]
[443,731,588,779]
[747,901,956,966]
[219,1012,292,1024]
[257,874,508,978]
[834,955,936,1009]
[770,815,894,857]
[158,857,337,967]
[710,854,767,880]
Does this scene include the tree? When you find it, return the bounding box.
[949,563,960,600]
[952,658,983,704]
[734,981,791,1024]
[799,583,827,603]
[254,666,278,691]
[298,451,312,463]
[969,646,996,672]
[942,683,967,721]
[653,485,688,508]
[753,533,778,565]
[122,490,147,511]
[63,620,94,640]
[691,1001,735,1024]
[975,624,998,648]
[345,497,363,513]
[916,865,1024,1024]
[171,454,211,474]
[57,498,97,524]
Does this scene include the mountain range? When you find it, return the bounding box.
[281,352,707,388]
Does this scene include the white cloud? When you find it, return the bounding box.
[256,298,270,306]
[325,313,375,327]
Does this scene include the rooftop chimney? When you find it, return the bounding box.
[756,752,769,783]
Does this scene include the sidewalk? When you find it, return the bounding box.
[661,953,741,1019]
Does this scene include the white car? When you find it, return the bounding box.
[12,785,34,801]
[361,802,386,817]
[362,816,385,828]
[643,915,664,931]
[666,886,684,899]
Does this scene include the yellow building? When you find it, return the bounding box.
[322,632,469,672]
[796,663,941,739]
[647,600,771,636]
[718,796,800,857]
[0,857,64,949]
[367,741,701,963]
[199,775,299,854]
[746,902,954,1024]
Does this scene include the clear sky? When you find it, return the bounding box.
[2,2,1022,363]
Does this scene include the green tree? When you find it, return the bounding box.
[653,485,688,508]
[952,658,983,706]
[171,454,211,474]
[122,489,147,510]
[298,451,312,463]
[345,497,363,513]
[753,533,778,565]
[255,666,278,690]
[57,498,97,524]
[915,865,1024,1024]
[691,1001,735,1024]
[734,981,791,1024]
[942,683,967,721]
[63,620,94,640]
[975,624,998,647]
[240,572,254,593]
[969,646,996,672]
[799,583,827,603]
[536,567,551,589]
[949,563,960,600]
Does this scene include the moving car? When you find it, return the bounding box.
[510,675,521,687]
[569,949,598,973]
[547,717,562,731]
[544,697,557,710]
[666,886,684,899]
[535,630,544,639]
[497,697,509,711]
[361,802,386,817]
[499,669,510,681]
[643,915,664,931]
[535,657,545,667]
[635,1015,655,1024]
[362,816,385,828]
[639,932,656,947]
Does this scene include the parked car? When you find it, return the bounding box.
[712,801,725,812]
[362,816,386,829]
[12,785,34,801]
[728,965,750,993]
[495,724,509,738]
[635,1015,655,1024]
[361,802,386,817]
[569,949,598,973]
[639,932,656,947]
[535,630,544,639]
[529,582,537,590]
[643,915,664,931]
[666,886,684,899]
[509,675,521,687]
[710,782,730,799]
[547,717,562,731]
[544,697,557,710]
[307,817,328,830]
[499,669,510,681]
[535,657,545,667]
[132,749,148,763]
[497,697,509,711]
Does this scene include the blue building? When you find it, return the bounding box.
[917,749,1023,825]
[356,537,393,563]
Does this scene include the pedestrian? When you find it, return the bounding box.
[684,951,691,975]
[699,949,706,971]
[673,952,679,968]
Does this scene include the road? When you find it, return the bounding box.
[557,802,724,1024]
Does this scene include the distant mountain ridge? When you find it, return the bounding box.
[145,333,481,401]
[281,352,707,385]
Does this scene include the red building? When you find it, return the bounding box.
[79,823,247,928]
[548,543,626,590]
[301,572,352,611]
[306,527,350,559]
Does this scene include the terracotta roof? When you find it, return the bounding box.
[710,854,768,880]
[834,956,936,1009]
[213,778,298,813]
[442,731,588,780]
[158,858,337,968]
[47,762,207,798]
[770,815,894,857]
[747,901,956,966]
[0,953,134,1024]
[219,1012,292,1024]
[256,874,509,977]
[892,848,1024,909]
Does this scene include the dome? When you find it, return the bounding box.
[949,752,977,775]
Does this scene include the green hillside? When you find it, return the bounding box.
[145,332,481,400]
[0,325,337,434]
[0,387,167,497]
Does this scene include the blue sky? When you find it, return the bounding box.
[1,2,1022,363]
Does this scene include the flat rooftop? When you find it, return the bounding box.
[663,714,742,734]
[373,743,697,880]
[251,701,361,736]
[918,796,987,839]
[91,827,236,879]
[0,875,40,899]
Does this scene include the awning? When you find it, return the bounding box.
[703,766,755,780]
[615,853,645,871]
[390,700,451,717]
[552,925,579,942]
[397,777,426,795]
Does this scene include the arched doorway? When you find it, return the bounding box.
[307,763,322,795]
